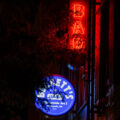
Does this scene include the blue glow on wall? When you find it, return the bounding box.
[67,64,78,71]
[35,75,76,116]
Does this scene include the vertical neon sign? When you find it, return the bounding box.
[69,2,87,50]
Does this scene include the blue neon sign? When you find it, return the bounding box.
[35,75,76,116]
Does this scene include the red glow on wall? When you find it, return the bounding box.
[95,5,101,100]
[69,2,87,50]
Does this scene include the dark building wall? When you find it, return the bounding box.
[114,0,120,85]
[113,0,120,119]
[95,0,120,118]
[99,0,109,99]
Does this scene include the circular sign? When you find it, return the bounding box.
[35,75,75,116]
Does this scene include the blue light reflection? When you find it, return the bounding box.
[67,64,78,71]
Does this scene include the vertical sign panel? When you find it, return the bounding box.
[69,0,88,50]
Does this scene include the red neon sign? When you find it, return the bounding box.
[69,3,87,50]
[73,37,83,49]
[74,4,85,18]
[73,21,85,34]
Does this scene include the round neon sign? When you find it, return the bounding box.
[35,75,75,116]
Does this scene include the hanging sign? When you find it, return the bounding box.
[35,75,75,116]
[69,1,87,50]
